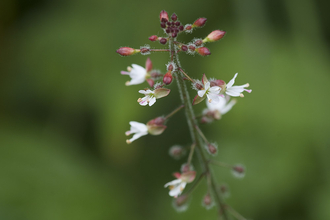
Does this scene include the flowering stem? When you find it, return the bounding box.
[210,160,233,169]
[195,125,209,144]
[165,105,185,120]
[169,38,229,220]
[150,49,170,52]
[178,67,195,83]
[225,205,247,220]
[187,143,196,165]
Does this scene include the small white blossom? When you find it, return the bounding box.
[125,121,148,144]
[164,171,196,198]
[226,73,252,97]
[206,96,236,115]
[198,82,221,103]
[164,179,187,198]
[121,64,147,86]
[138,89,156,106]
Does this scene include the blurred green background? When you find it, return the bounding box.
[1,0,330,219]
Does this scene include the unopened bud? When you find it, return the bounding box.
[202,193,214,210]
[194,39,203,46]
[171,13,177,21]
[159,38,167,44]
[160,22,166,28]
[145,57,152,72]
[116,47,138,56]
[232,164,246,179]
[179,25,184,31]
[160,10,169,22]
[169,145,186,160]
[167,64,173,71]
[185,25,192,31]
[140,47,150,54]
[196,47,211,56]
[206,143,218,155]
[147,116,167,135]
[203,30,226,43]
[180,163,194,173]
[188,45,195,51]
[149,35,158,41]
[219,184,230,198]
[172,194,189,212]
[193,17,207,27]
[194,82,204,90]
[163,72,173,85]
[172,32,177,38]
[181,45,188,51]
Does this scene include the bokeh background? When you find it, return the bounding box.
[1,0,330,219]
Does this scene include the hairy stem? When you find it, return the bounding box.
[169,38,228,220]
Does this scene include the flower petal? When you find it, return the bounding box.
[164,179,182,188]
[198,90,206,97]
[148,97,156,106]
[227,73,238,88]
[220,99,236,114]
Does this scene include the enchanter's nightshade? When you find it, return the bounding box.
[117,10,251,220]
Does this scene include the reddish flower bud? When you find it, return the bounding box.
[116,47,137,56]
[167,64,173,71]
[169,145,186,160]
[160,22,166,28]
[206,143,218,155]
[194,39,203,46]
[171,13,177,21]
[193,17,207,27]
[185,25,192,30]
[196,47,211,56]
[163,71,173,85]
[219,184,230,198]
[181,45,188,51]
[160,10,169,22]
[173,194,189,212]
[179,25,184,31]
[232,164,246,179]
[188,45,195,51]
[172,32,177,38]
[140,47,150,54]
[159,38,167,44]
[149,35,158,41]
[202,193,214,210]
[203,30,226,43]
[180,163,193,173]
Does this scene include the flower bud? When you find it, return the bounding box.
[202,193,214,210]
[196,47,211,56]
[185,25,192,31]
[172,194,189,212]
[180,163,194,173]
[140,47,150,55]
[169,145,186,160]
[219,184,230,198]
[231,164,246,179]
[171,13,177,21]
[203,30,226,43]
[145,57,152,72]
[194,39,203,46]
[160,10,169,22]
[116,47,138,56]
[159,38,167,44]
[206,143,218,155]
[188,45,195,51]
[149,35,158,41]
[181,45,188,51]
[193,18,207,27]
[147,116,167,135]
[163,72,173,85]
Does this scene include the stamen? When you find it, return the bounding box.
[126,139,131,144]
[245,89,252,93]
[127,66,132,72]
[125,131,131,136]
[125,81,130,86]
[239,93,244,98]
[137,98,142,102]
[208,99,212,103]
[245,83,249,87]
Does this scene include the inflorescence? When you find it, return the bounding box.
[117,10,252,220]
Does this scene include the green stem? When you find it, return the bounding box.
[165,105,185,120]
[169,38,229,220]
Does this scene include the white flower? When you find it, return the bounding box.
[125,121,148,144]
[198,82,221,103]
[206,96,236,115]
[164,171,196,198]
[121,64,147,86]
[164,179,187,198]
[225,73,252,97]
[138,89,156,106]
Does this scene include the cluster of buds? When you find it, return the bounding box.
[117,10,251,219]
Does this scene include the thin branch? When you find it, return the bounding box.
[164,105,185,120]
[178,67,195,83]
